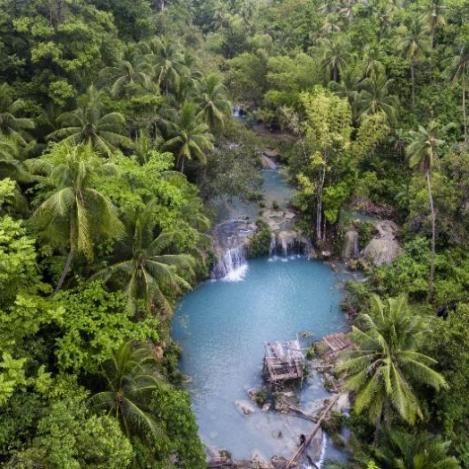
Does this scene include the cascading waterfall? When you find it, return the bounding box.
[213,245,248,281]
[211,219,255,281]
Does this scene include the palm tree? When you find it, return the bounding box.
[30,143,124,292]
[47,85,132,156]
[161,101,214,173]
[0,84,35,144]
[141,38,189,95]
[91,341,164,440]
[397,18,430,108]
[0,136,30,182]
[406,121,445,298]
[319,36,351,82]
[358,71,399,124]
[373,429,460,469]
[449,43,469,145]
[195,74,232,131]
[339,295,447,431]
[422,0,446,48]
[93,203,195,315]
[100,59,150,98]
[329,68,362,123]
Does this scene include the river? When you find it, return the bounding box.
[172,166,351,466]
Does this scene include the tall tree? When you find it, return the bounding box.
[340,295,447,431]
[91,341,164,441]
[423,0,446,48]
[358,71,399,125]
[406,121,445,299]
[398,18,430,108]
[195,74,232,131]
[449,43,469,145]
[30,144,124,291]
[93,203,195,315]
[48,86,132,156]
[161,101,214,173]
[0,84,35,144]
[319,36,351,82]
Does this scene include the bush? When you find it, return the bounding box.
[247,221,272,258]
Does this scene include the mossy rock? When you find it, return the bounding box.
[247,220,271,258]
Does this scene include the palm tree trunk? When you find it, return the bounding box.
[426,170,436,300]
[55,248,74,293]
[463,78,468,145]
[411,63,416,109]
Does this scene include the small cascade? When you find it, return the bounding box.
[342,229,359,260]
[213,245,247,281]
[212,219,255,281]
[268,231,315,259]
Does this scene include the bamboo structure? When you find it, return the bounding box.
[264,339,305,382]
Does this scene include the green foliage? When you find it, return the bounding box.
[247,220,271,258]
[340,295,447,426]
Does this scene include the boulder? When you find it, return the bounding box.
[271,456,288,469]
[362,220,401,266]
[234,399,257,416]
[342,229,359,259]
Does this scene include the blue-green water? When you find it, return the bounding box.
[173,257,348,462]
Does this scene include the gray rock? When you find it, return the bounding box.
[362,220,401,266]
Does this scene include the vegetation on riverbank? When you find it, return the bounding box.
[0,0,468,467]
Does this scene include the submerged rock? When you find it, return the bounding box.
[251,450,273,469]
[235,400,257,416]
[362,220,401,266]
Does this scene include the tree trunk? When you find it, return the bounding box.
[426,170,436,300]
[463,78,468,146]
[411,63,416,109]
[315,166,326,242]
[54,248,74,293]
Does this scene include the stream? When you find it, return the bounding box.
[173,165,352,466]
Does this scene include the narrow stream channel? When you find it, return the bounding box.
[172,166,351,466]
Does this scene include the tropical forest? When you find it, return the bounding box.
[0,0,468,468]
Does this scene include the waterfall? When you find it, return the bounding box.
[268,231,315,259]
[211,219,255,281]
[213,245,248,281]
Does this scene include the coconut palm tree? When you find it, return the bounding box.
[339,295,447,431]
[100,59,150,98]
[373,429,460,469]
[30,143,124,292]
[449,43,469,145]
[319,36,351,82]
[47,85,132,157]
[93,202,195,315]
[406,121,445,299]
[422,0,446,48]
[195,74,232,131]
[329,68,362,123]
[161,101,214,173]
[358,71,399,124]
[91,341,164,441]
[397,18,430,108]
[141,37,189,95]
[0,84,35,144]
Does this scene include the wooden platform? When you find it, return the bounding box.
[322,332,354,355]
[264,339,305,382]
